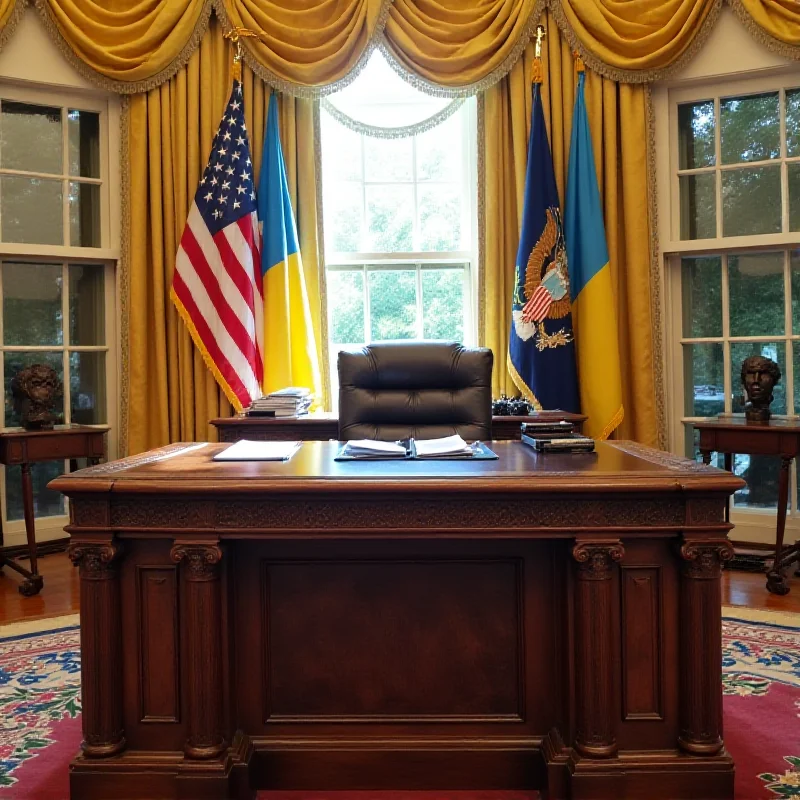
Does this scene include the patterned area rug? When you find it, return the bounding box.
[0,608,798,799]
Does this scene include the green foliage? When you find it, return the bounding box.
[369,270,416,340]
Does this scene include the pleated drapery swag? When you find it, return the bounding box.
[2,1,800,452]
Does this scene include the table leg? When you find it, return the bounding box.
[19,462,42,597]
[766,456,792,595]
[723,453,733,523]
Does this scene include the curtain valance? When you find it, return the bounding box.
[0,0,797,97]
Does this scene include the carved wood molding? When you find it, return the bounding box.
[68,540,123,578]
[99,496,686,530]
[608,441,717,472]
[679,538,734,579]
[170,542,223,580]
[77,443,203,475]
[572,541,625,580]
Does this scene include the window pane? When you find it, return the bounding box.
[68,110,100,178]
[681,256,722,337]
[4,351,64,428]
[365,185,413,252]
[683,343,723,416]
[789,163,800,232]
[327,270,364,344]
[787,88,800,157]
[69,264,105,345]
[369,269,417,340]
[5,460,65,521]
[720,92,780,164]
[722,166,781,236]
[3,262,63,346]
[679,174,715,240]
[324,182,362,253]
[417,115,462,181]
[418,185,461,251]
[791,250,800,335]
[1,101,61,174]
[321,116,361,182]
[728,252,784,337]
[422,268,464,340]
[731,341,786,414]
[69,182,100,247]
[364,137,412,182]
[69,351,106,424]
[1,176,62,245]
[733,454,781,510]
[678,101,715,170]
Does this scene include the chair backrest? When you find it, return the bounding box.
[337,341,493,441]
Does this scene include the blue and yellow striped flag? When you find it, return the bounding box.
[258,95,321,400]
[508,62,580,413]
[565,69,624,439]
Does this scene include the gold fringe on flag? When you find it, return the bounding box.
[573,50,585,74]
[531,24,545,84]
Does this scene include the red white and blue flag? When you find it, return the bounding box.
[171,80,264,412]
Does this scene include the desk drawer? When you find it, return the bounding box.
[5,432,105,463]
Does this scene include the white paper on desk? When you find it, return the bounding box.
[213,439,301,461]
[344,439,407,456]
[413,434,473,457]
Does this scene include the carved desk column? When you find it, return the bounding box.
[572,539,624,758]
[678,537,734,755]
[68,537,125,757]
[171,540,226,759]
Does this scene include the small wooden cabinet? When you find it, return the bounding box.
[0,424,108,596]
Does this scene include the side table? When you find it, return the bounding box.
[695,416,800,595]
[0,425,108,596]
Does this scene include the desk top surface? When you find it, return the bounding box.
[50,440,743,496]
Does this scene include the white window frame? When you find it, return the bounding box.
[0,82,119,545]
[322,98,479,408]
[656,67,800,545]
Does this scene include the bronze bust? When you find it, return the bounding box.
[10,364,63,430]
[740,355,781,422]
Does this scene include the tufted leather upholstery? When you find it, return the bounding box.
[337,342,493,441]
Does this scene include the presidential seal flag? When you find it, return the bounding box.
[507,57,579,413]
[171,79,264,412]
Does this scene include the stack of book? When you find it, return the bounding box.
[520,420,595,453]
[246,387,312,417]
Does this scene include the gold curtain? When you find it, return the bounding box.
[41,0,211,88]
[553,0,720,79]
[482,12,658,446]
[226,0,387,91]
[126,17,322,455]
[383,0,541,89]
[735,0,800,47]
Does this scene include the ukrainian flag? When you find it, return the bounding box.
[258,94,321,400]
[508,63,579,413]
[565,69,624,440]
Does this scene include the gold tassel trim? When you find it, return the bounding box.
[573,50,585,73]
[0,0,29,56]
[118,95,131,457]
[645,84,668,450]
[531,57,543,84]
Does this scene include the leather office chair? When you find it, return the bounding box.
[338,341,493,441]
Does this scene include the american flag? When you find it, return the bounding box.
[171,81,264,411]
[522,284,552,323]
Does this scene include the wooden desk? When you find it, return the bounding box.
[51,440,741,800]
[695,416,800,596]
[0,425,107,596]
[211,410,587,443]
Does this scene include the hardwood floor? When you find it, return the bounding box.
[1,550,798,626]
